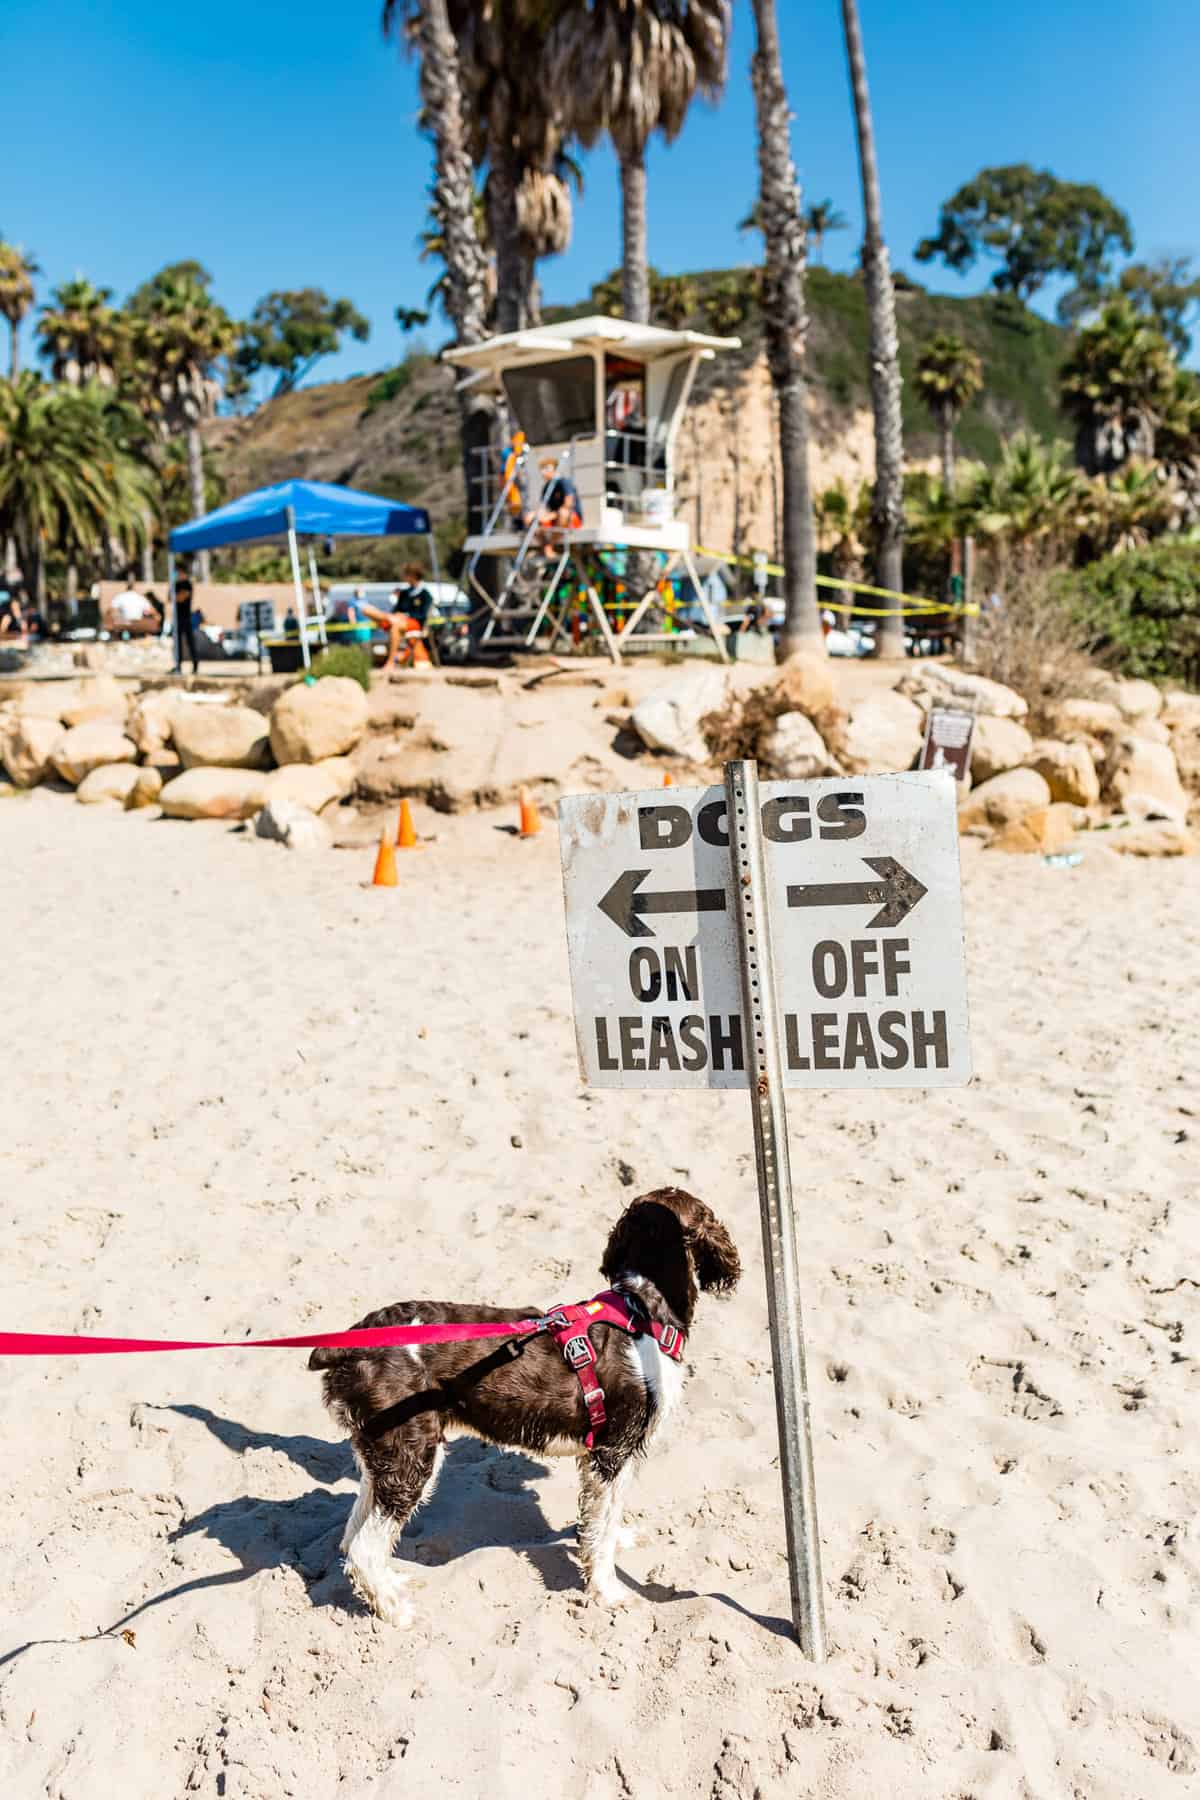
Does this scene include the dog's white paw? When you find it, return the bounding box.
[374,1587,415,1629]
[589,1577,629,1608]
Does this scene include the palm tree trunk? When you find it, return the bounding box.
[750,0,823,658]
[940,412,955,489]
[620,149,650,324]
[488,147,525,335]
[186,425,210,582]
[842,0,905,657]
[8,321,18,382]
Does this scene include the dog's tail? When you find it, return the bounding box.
[306,1344,363,1370]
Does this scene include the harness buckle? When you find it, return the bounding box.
[658,1323,681,1356]
[562,1332,596,1371]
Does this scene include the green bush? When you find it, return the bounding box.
[301,645,373,691]
[1067,540,1200,686]
[363,363,413,414]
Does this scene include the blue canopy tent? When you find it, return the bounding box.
[167,479,435,671]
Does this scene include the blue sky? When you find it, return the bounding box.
[3,0,1196,389]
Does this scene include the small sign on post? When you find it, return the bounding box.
[919,706,975,786]
[558,768,971,1657]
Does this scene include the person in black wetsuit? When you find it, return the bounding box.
[174,560,199,674]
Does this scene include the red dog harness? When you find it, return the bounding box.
[531,1288,686,1448]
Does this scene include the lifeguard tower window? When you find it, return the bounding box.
[502,356,595,445]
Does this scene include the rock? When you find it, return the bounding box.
[159,767,269,820]
[1050,698,1123,739]
[1135,718,1170,745]
[1161,692,1200,731]
[51,721,138,786]
[73,645,106,671]
[775,652,839,720]
[1117,791,1186,824]
[262,757,356,813]
[1170,725,1200,796]
[254,797,332,851]
[75,763,147,805]
[1104,735,1188,824]
[269,676,369,765]
[172,702,272,770]
[123,767,164,811]
[126,690,180,756]
[987,803,1081,855]
[1027,738,1100,807]
[959,767,1052,831]
[60,675,126,726]
[896,664,1028,720]
[629,667,728,763]
[970,715,1034,783]
[12,680,84,723]
[840,691,924,774]
[0,713,62,786]
[1106,820,1196,857]
[760,712,835,779]
[1096,677,1162,722]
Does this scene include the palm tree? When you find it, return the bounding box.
[548,1,730,324]
[1156,369,1200,524]
[123,265,237,580]
[804,200,847,265]
[1059,297,1176,476]
[0,375,152,603]
[968,433,1085,565]
[513,151,583,325]
[748,0,822,655]
[36,278,125,387]
[652,272,697,329]
[913,333,983,487]
[0,240,39,379]
[840,0,905,655]
[385,0,495,544]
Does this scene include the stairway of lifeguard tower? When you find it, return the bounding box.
[442,316,741,663]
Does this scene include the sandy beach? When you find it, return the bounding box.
[2,786,1197,1799]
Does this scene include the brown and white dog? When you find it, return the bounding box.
[310,1187,740,1624]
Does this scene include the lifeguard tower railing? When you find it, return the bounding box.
[467,429,672,526]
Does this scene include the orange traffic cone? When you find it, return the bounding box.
[663,770,674,787]
[518,786,541,838]
[396,798,418,850]
[372,829,398,886]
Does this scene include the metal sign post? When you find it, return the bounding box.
[725,759,826,1660]
[557,765,970,1657]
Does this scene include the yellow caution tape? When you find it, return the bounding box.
[696,546,980,618]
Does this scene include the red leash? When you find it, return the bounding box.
[0,1320,542,1357]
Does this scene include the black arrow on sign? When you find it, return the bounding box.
[598,869,727,939]
[786,856,928,929]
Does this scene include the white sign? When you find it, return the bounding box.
[558,773,970,1090]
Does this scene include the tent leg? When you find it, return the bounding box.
[167,552,179,670]
[288,523,310,671]
[306,546,327,646]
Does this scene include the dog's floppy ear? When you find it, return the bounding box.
[686,1206,741,1294]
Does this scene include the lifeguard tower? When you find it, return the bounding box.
[442,315,740,662]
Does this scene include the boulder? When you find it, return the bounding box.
[73,645,106,671]
[896,664,1027,720]
[1161,692,1200,731]
[75,763,147,805]
[159,767,269,820]
[970,715,1034,783]
[1117,791,1187,824]
[1027,738,1100,808]
[760,711,835,779]
[254,797,332,851]
[0,713,62,787]
[123,767,164,811]
[1096,677,1162,722]
[1051,697,1123,739]
[987,803,1081,856]
[959,767,1052,831]
[269,676,369,765]
[775,652,839,721]
[126,690,181,756]
[1106,820,1196,857]
[1170,725,1200,796]
[840,691,924,774]
[629,667,728,764]
[173,702,272,770]
[1104,735,1188,824]
[263,756,356,814]
[51,721,137,786]
[12,680,84,723]
[60,675,127,726]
